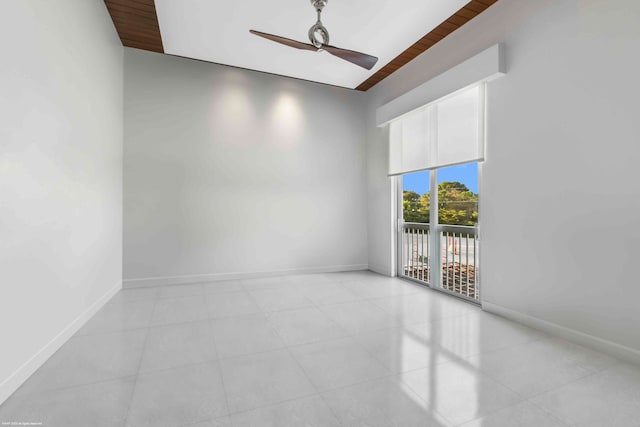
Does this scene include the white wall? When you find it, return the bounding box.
[366,0,554,276]
[123,49,368,286]
[0,1,123,404]
[365,110,396,276]
[367,0,640,357]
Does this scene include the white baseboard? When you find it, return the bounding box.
[123,264,370,288]
[368,263,394,277]
[482,301,640,365]
[0,281,122,405]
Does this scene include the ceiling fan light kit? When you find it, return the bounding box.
[250,0,378,70]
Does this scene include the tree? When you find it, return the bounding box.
[438,181,478,226]
[403,190,429,223]
[403,181,478,226]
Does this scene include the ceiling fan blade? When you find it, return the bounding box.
[250,30,317,52]
[322,45,378,70]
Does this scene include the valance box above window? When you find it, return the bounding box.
[377,44,505,176]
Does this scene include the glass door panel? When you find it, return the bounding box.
[436,163,479,300]
[400,171,431,284]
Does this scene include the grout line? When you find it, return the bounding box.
[221,349,318,416]
[223,391,322,419]
[525,395,578,427]
[211,332,232,421]
[523,366,602,401]
[2,374,139,400]
[447,355,600,426]
[394,371,458,426]
[133,357,222,377]
[122,293,159,426]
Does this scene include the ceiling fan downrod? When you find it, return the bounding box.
[308,0,329,49]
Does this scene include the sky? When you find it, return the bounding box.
[402,162,478,195]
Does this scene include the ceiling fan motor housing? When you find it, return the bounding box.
[310,0,327,11]
[308,0,329,48]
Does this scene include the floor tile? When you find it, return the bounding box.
[267,306,348,346]
[399,360,524,425]
[353,324,445,373]
[181,417,232,427]
[151,295,209,326]
[321,377,452,427]
[126,362,228,427]
[77,297,155,335]
[210,313,285,358]
[301,282,362,306]
[14,330,146,395]
[157,283,204,299]
[248,287,314,312]
[112,287,159,303]
[330,270,384,282]
[201,280,244,294]
[341,277,421,299]
[229,395,341,427]
[461,311,549,354]
[530,362,640,427]
[286,273,339,286]
[414,314,487,362]
[459,401,568,427]
[181,418,231,427]
[370,291,476,325]
[242,276,292,291]
[540,336,618,372]
[291,337,390,391]
[0,377,135,427]
[318,300,400,334]
[140,320,217,373]
[422,311,548,360]
[205,291,262,319]
[219,349,316,413]
[2,272,635,427]
[464,337,612,397]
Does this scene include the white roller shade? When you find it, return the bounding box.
[435,84,484,168]
[388,84,485,176]
[388,107,432,176]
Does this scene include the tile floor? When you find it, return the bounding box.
[1,271,639,426]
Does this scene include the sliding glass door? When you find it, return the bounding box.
[398,163,480,302]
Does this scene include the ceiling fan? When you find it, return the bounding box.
[250,0,378,70]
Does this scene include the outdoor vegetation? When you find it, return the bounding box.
[403,181,478,226]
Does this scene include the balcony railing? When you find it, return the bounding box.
[402,223,431,283]
[402,223,479,301]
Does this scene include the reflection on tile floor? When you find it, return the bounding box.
[1,271,639,426]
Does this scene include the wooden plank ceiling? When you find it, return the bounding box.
[104,0,164,53]
[103,0,497,91]
[355,0,498,91]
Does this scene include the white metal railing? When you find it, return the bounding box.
[439,225,478,300]
[402,223,479,301]
[402,223,430,283]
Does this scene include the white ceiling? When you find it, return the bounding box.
[155,0,469,89]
